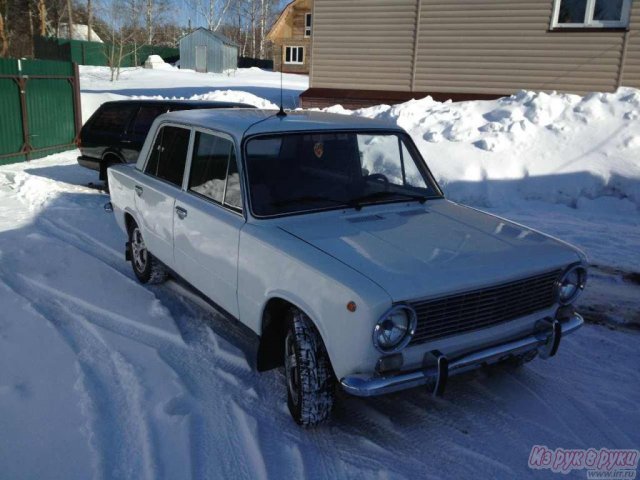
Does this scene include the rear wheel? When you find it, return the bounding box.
[128,223,168,284]
[284,309,336,427]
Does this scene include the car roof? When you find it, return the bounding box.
[156,109,403,140]
[100,99,255,109]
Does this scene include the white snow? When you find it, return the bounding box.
[58,23,104,43]
[0,66,639,479]
[143,54,171,70]
[79,65,307,121]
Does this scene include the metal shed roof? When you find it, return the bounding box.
[178,27,239,48]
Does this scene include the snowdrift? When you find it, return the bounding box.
[328,88,640,213]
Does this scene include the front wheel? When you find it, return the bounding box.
[128,223,168,284]
[284,309,336,427]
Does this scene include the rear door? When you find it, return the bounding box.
[83,103,136,161]
[173,130,245,318]
[121,104,171,163]
[134,124,191,268]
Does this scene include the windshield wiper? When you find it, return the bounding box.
[271,195,348,208]
[348,191,427,211]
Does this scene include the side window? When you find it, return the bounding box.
[91,105,136,133]
[188,132,242,210]
[131,105,169,136]
[144,126,190,187]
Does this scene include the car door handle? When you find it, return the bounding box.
[175,206,188,219]
[134,185,143,196]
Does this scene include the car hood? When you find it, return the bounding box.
[276,200,581,302]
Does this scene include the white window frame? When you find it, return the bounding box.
[551,0,632,29]
[304,12,312,37]
[284,46,304,65]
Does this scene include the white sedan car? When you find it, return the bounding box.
[107,109,587,426]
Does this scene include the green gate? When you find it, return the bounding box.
[0,58,81,165]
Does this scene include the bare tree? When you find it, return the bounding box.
[101,0,144,80]
[87,0,92,41]
[0,0,8,57]
[66,0,73,38]
[186,0,232,32]
[38,0,47,36]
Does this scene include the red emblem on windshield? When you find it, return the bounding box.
[313,142,324,159]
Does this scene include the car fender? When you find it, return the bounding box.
[238,223,392,379]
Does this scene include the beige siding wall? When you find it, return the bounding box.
[415,0,625,95]
[311,0,640,95]
[311,0,417,90]
[622,0,640,87]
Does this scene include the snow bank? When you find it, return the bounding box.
[328,88,640,212]
[143,54,173,70]
[127,89,278,109]
[79,65,308,120]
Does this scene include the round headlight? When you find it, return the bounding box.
[557,265,587,305]
[373,305,417,353]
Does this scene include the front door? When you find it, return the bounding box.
[195,45,207,73]
[173,130,245,318]
[134,124,191,267]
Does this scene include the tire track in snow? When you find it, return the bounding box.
[33,211,276,479]
[0,270,158,480]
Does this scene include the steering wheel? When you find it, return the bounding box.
[365,173,390,190]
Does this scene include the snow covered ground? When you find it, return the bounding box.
[80,65,307,122]
[1,66,639,479]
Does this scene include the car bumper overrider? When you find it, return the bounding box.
[340,309,583,397]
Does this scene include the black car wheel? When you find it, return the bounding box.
[284,308,336,427]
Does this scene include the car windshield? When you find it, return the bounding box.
[245,131,442,217]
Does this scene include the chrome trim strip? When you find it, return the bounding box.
[340,313,583,397]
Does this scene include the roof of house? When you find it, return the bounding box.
[57,23,103,43]
[266,0,307,42]
[178,27,239,48]
[155,109,402,140]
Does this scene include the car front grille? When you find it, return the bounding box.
[408,269,561,345]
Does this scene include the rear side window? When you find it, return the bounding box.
[91,105,136,133]
[145,126,191,187]
[131,105,169,136]
[188,132,242,210]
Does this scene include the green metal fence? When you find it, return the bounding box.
[34,36,179,67]
[0,58,81,165]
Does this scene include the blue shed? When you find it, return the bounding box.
[179,28,238,73]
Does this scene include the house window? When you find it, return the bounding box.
[285,46,304,65]
[305,13,312,37]
[551,0,632,29]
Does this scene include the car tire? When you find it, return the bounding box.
[284,308,336,427]
[128,223,168,285]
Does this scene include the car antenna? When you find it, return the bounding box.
[277,67,287,117]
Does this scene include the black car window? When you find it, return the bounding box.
[145,126,190,187]
[131,105,169,136]
[91,105,136,134]
[188,132,241,210]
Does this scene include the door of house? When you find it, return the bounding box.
[195,45,207,73]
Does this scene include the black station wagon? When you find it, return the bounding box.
[77,100,254,181]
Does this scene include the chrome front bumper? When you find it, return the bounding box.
[340,312,583,397]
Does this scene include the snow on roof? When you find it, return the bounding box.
[58,23,103,43]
